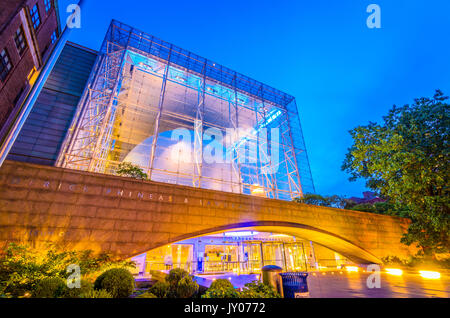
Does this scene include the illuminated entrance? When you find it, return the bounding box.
[131,231,352,276]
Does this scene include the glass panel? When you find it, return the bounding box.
[262,242,284,268]
[144,244,193,273]
[242,242,262,273]
[60,21,314,200]
[284,243,307,271]
[204,245,238,273]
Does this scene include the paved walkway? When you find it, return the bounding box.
[307,271,449,298]
[193,271,449,298]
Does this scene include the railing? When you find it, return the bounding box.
[144,260,311,275]
[145,262,195,273]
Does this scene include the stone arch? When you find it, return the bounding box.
[131,221,382,264]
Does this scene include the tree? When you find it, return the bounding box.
[294,194,354,209]
[294,193,409,217]
[342,90,449,256]
[116,162,148,180]
[350,201,410,218]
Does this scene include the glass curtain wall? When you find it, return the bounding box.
[58,20,314,199]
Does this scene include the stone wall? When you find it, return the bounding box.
[0,161,415,262]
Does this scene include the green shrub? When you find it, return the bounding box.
[94,268,135,298]
[166,268,189,289]
[136,292,157,298]
[79,289,113,298]
[209,279,233,290]
[176,276,198,298]
[202,279,239,299]
[150,281,170,298]
[382,254,450,269]
[239,281,281,298]
[381,255,409,266]
[0,243,134,297]
[62,279,94,298]
[149,270,167,282]
[164,269,198,298]
[203,288,239,298]
[33,277,67,298]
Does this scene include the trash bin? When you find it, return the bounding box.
[261,265,284,298]
[280,272,309,298]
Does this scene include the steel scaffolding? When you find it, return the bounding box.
[58,20,315,199]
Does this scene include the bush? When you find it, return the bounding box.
[33,277,67,298]
[239,281,281,298]
[0,243,134,297]
[164,269,198,298]
[166,268,189,289]
[382,254,450,269]
[79,289,113,298]
[210,279,233,290]
[202,279,239,299]
[150,281,170,298]
[94,268,135,298]
[62,279,94,298]
[381,255,409,266]
[136,292,157,298]
[149,270,167,282]
[176,276,198,298]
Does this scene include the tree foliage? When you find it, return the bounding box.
[350,201,410,218]
[116,162,148,180]
[342,90,449,255]
[294,194,354,209]
[294,194,410,217]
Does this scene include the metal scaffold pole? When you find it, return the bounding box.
[0,0,85,167]
[50,18,313,199]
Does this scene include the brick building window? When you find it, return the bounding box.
[0,49,13,82]
[44,0,52,13]
[14,26,28,55]
[51,31,57,44]
[30,4,41,30]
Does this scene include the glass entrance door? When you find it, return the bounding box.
[262,242,285,268]
[242,242,263,273]
[284,243,307,272]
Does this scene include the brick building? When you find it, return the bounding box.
[0,0,60,140]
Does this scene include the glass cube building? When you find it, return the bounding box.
[58,20,314,200]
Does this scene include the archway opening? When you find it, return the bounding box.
[130,224,380,279]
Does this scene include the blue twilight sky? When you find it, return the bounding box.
[57,0,450,197]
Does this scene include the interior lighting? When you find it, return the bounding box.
[345,266,359,273]
[419,271,441,279]
[385,268,403,276]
